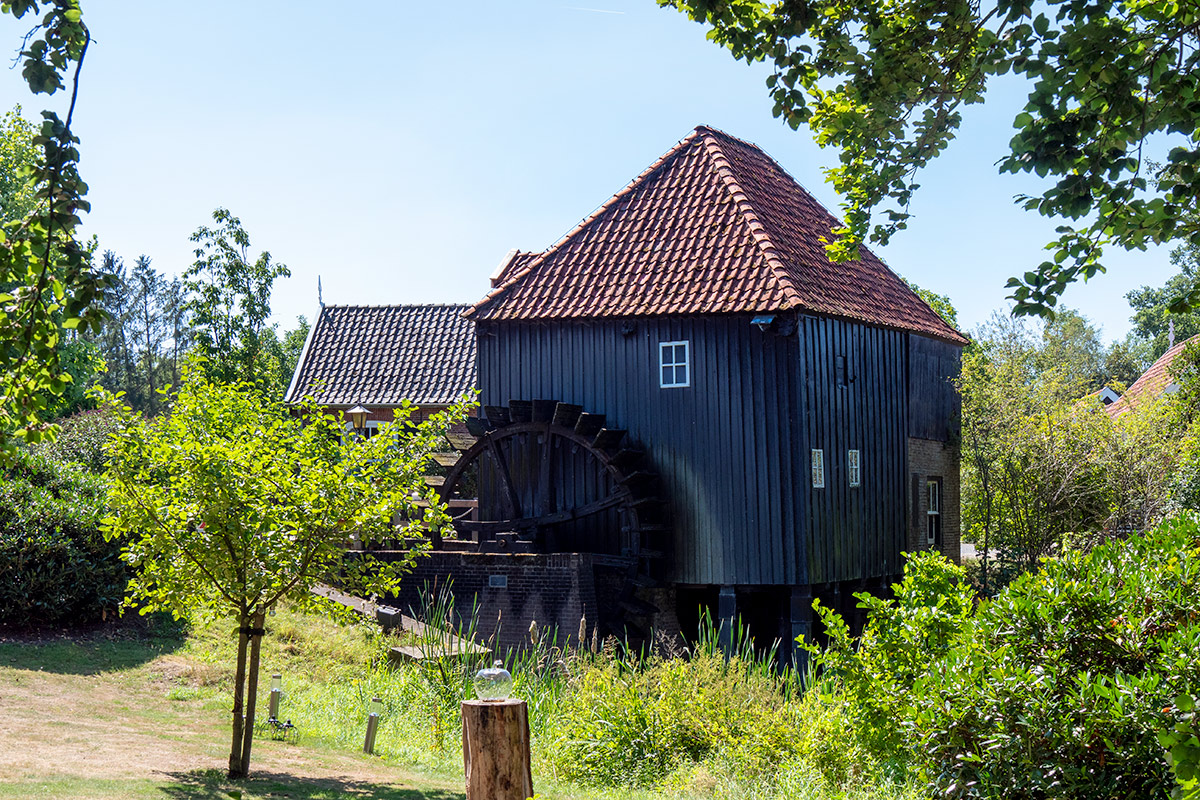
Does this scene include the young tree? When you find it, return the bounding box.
[961,314,1183,587]
[185,208,290,387]
[1036,308,1106,395]
[258,315,310,399]
[0,1,107,457]
[661,0,1200,316]
[102,367,467,778]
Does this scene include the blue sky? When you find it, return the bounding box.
[0,1,1179,341]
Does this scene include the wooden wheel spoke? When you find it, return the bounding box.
[485,436,523,519]
[433,400,664,580]
[455,491,628,532]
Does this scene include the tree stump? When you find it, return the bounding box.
[461,699,533,800]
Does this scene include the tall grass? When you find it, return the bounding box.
[170,589,908,799]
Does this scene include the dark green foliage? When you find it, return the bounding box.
[32,406,121,473]
[0,448,126,626]
[815,519,1200,798]
[916,520,1200,798]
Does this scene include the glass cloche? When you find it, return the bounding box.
[474,659,513,701]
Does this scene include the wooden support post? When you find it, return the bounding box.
[790,585,813,676]
[717,585,736,655]
[461,699,533,800]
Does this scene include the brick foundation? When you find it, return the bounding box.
[383,551,613,651]
[907,437,961,563]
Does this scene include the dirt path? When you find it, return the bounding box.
[0,640,463,797]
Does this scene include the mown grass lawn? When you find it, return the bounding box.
[0,615,683,800]
[0,625,471,799]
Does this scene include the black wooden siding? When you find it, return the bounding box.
[477,314,912,587]
[797,316,908,585]
[908,335,962,442]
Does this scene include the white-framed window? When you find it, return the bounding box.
[344,420,385,440]
[848,449,861,487]
[926,478,942,547]
[811,449,825,488]
[659,340,690,388]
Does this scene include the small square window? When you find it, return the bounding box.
[848,449,860,487]
[659,340,690,388]
[811,449,825,488]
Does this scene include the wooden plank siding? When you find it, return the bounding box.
[797,316,908,584]
[908,335,962,442]
[477,314,912,587]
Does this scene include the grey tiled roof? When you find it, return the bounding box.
[285,304,476,406]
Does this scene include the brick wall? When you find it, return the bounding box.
[323,403,474,432]
[384,551,601,651]
[907,437,961,563]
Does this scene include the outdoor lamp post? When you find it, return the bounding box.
[269,673,282,719]
[347,404,369,438]
[364,696,383,754]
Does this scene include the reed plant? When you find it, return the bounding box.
[174,585,901,798]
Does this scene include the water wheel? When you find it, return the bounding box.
[436,399,667,585]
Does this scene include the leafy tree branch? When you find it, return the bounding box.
[661,0,1200,317]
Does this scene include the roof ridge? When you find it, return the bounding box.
[322,302,473,310]
[467,127,708,319]
[694,129,803,310]
[699,126,966,342]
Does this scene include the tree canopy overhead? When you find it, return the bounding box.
[660,0,1200,317]
[0,0,106,456]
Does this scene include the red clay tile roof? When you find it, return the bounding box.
[285,304,476,407]
[469,125,966,345]
[490,249,542,288]
[1106,333,1200,417]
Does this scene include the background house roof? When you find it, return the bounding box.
[285,304,476,407]
[470,125,967,345]
[1106,333,1200,417]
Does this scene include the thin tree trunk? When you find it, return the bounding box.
[228,615,250,779]
[239,610,266,775]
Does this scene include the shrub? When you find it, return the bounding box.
[0,449,127,626]
[541,645,799,787]
[809,551,975,776]
[814,520,1200,799]
[912,518,1200,799]
[32,407,122,474]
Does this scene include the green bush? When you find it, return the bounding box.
[810,551,975,777]
[814,519,1200,799]
[0,449,126,626]
[913,518,1200,799]
[32,407,122,474]
[541,645,799,787]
